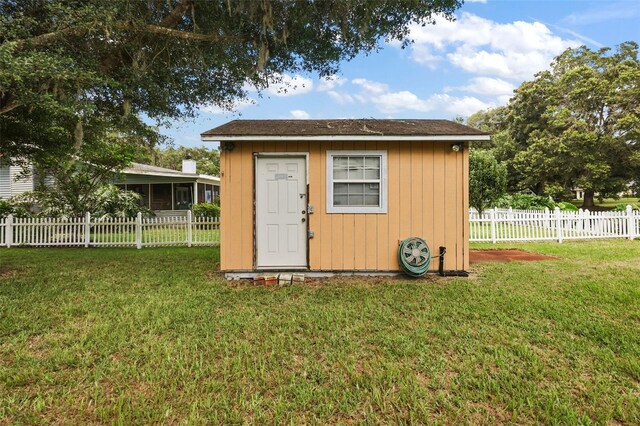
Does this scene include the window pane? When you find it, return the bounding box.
[333,194,348,205]
[364,157,380,179]
[364,183,379,194]
[364,195,380,206]
[348,194,364,206]
[347,183,364,195]
[333,157,348,179]
[334,183,348,194]
[347,157,364,180]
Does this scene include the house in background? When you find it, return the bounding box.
[0,159,36,199]
[201,119,489,277]
[1,157,220,214]
[114,158,220,214]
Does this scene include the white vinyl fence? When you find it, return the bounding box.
[1,211,219,248]
[470,206,639,243]
[2,207,638,248]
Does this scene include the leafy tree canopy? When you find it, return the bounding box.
[1,0,463,164]
[469,149,507,214]
[136,145,220,176]
[470,42,640,207]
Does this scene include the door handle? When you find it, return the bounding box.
[301,218,306,223]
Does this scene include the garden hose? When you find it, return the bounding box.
[398,237,432,277]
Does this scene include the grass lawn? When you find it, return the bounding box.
[1,241,639,424]
[571,197,639,210]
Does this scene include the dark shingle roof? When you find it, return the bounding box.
[201,119,488,139]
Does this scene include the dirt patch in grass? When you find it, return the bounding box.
[470,249,558,263]
[0,266,21,279]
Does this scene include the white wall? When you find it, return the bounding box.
[0,160,35,199]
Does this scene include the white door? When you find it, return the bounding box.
[256,156,307,268]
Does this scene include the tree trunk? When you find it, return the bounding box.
[582,189,596,209]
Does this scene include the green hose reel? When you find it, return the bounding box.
[398,237,432,277]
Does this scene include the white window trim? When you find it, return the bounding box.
[326,150,388,214]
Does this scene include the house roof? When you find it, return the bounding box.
[201,119,490,141]
[123,162,219,183]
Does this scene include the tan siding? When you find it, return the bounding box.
[219,150,229,269]
[422,142,435,269]
[432,144,446,270]
[319,141,332,270]
[364,141,378,270]
[219,140,469,272]
[308,142,322,269]
[375,140,389,270]
[463,147,470,270]
[227,143,244,270]
[386,141,401,270]
[411,141,423,239]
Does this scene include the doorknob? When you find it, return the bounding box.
[301,210,306,214]
[301,218,306,223]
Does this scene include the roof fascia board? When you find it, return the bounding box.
[200,134,490,142]
[123,170,220,182]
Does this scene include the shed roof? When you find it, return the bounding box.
[201,119,489,141]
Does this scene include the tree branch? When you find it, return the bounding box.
[0,102,20,114]
[160,0,193,28]
[8,22,245,51]
[120,22,246,43]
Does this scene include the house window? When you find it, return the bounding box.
[326,150,387,213]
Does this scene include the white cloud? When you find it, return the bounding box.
[201,98,255,114]
[445,77,516,96]
[265,74,314,97]
[290,109,311,119]
[350,78,491,116]
[404,12,579,80]
[317,75,347,92]
[326,90,355,104]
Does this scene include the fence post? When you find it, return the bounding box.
[627,205,635,240]
[5,214,13,248]
[187,210,193,247]
[555,207,563,243]
[84,212,91,248]
[136,212,142,249]
[490,207,497,243]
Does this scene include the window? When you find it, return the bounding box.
[326,150,387,213]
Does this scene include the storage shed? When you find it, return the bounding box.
[201,119,489,277]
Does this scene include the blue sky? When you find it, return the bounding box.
[159,0,640,148]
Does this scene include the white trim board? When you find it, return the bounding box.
[202,135,490,142]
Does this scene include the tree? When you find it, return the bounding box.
[18,135,148,217]
[1,0,463,165]
[136,146,220,176]
[469,149,507,214]
[505,42,640,207]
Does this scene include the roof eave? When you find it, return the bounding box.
[122,169,220,182]
[200,134,491,142]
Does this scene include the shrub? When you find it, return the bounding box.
[91,185,154,219]
[192,203,220,218]
[496,193,556,211]
[615,203,639,211]
[0,198,33,218]
[557,202,578,211]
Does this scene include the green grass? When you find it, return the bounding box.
[1,241,639,424]
[571,197,639,209]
